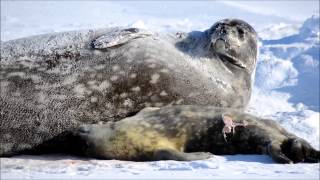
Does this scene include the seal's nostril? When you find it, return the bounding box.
[78,126,90,134]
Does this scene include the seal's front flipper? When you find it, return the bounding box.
[153,149,212,161]
[91,28,154,49]
[180,152,213,161]
[267,142,293,164]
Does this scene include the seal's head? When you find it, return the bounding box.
[281,138,320,163]
[206,19,258,73]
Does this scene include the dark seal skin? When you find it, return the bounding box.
[75,105,320,164]
[0,19,257,156]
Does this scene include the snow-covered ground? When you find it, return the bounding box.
[1,1,319,179]
[1,155,319,180]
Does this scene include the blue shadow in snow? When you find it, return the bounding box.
[223,155,275,164]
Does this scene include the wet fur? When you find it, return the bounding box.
[77,105,320,163]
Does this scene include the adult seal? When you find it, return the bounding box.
[76,105,320,163]
[0,19,257,156]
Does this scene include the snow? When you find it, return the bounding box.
[1,155,319,180]
[258,23,300,40]
[0,1,308,41]
[221,1,319,21]
[1,1,319,179]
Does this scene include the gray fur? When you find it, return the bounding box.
[0,19,257,156]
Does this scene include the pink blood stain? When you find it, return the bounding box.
[222,115,248,142]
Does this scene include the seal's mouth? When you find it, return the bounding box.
[216,52,246,69]
[211,38,246,69]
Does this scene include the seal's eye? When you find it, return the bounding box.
[211,22,226,31]
[211,23,221,32]
[237,28,245,39]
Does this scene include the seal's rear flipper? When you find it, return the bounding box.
[153,149,212,161]
[19,131,86,157]
[91,28,153,49]
[267,142,293,164]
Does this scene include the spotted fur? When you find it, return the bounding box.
[1,19,257,156]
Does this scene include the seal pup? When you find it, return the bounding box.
[0,19,257,156]
[76,105,320,163]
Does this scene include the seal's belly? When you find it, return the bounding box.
[100,124,186,160]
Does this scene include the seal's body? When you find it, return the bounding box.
[77,105,320,163]
[0,19,257,156]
